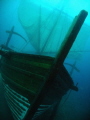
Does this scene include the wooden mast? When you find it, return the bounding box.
[5,26,14,47]
[24,10,88,120]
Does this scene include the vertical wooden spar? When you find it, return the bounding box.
[5,26,14,47]
[24,10,88,120]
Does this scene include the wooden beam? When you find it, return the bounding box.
[6,26,14,47]
[24,10,88,120]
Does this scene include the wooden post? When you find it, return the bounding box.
[23,10,88,120]
[6,26,14,47]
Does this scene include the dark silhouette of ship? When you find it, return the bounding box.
[0,10,87,120]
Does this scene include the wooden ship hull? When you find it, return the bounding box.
[0,10,87,120]
[0,52,71,120]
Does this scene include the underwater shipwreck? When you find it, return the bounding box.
[0,2,88,120]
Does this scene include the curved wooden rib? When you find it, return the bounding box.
[6,31,27,42]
